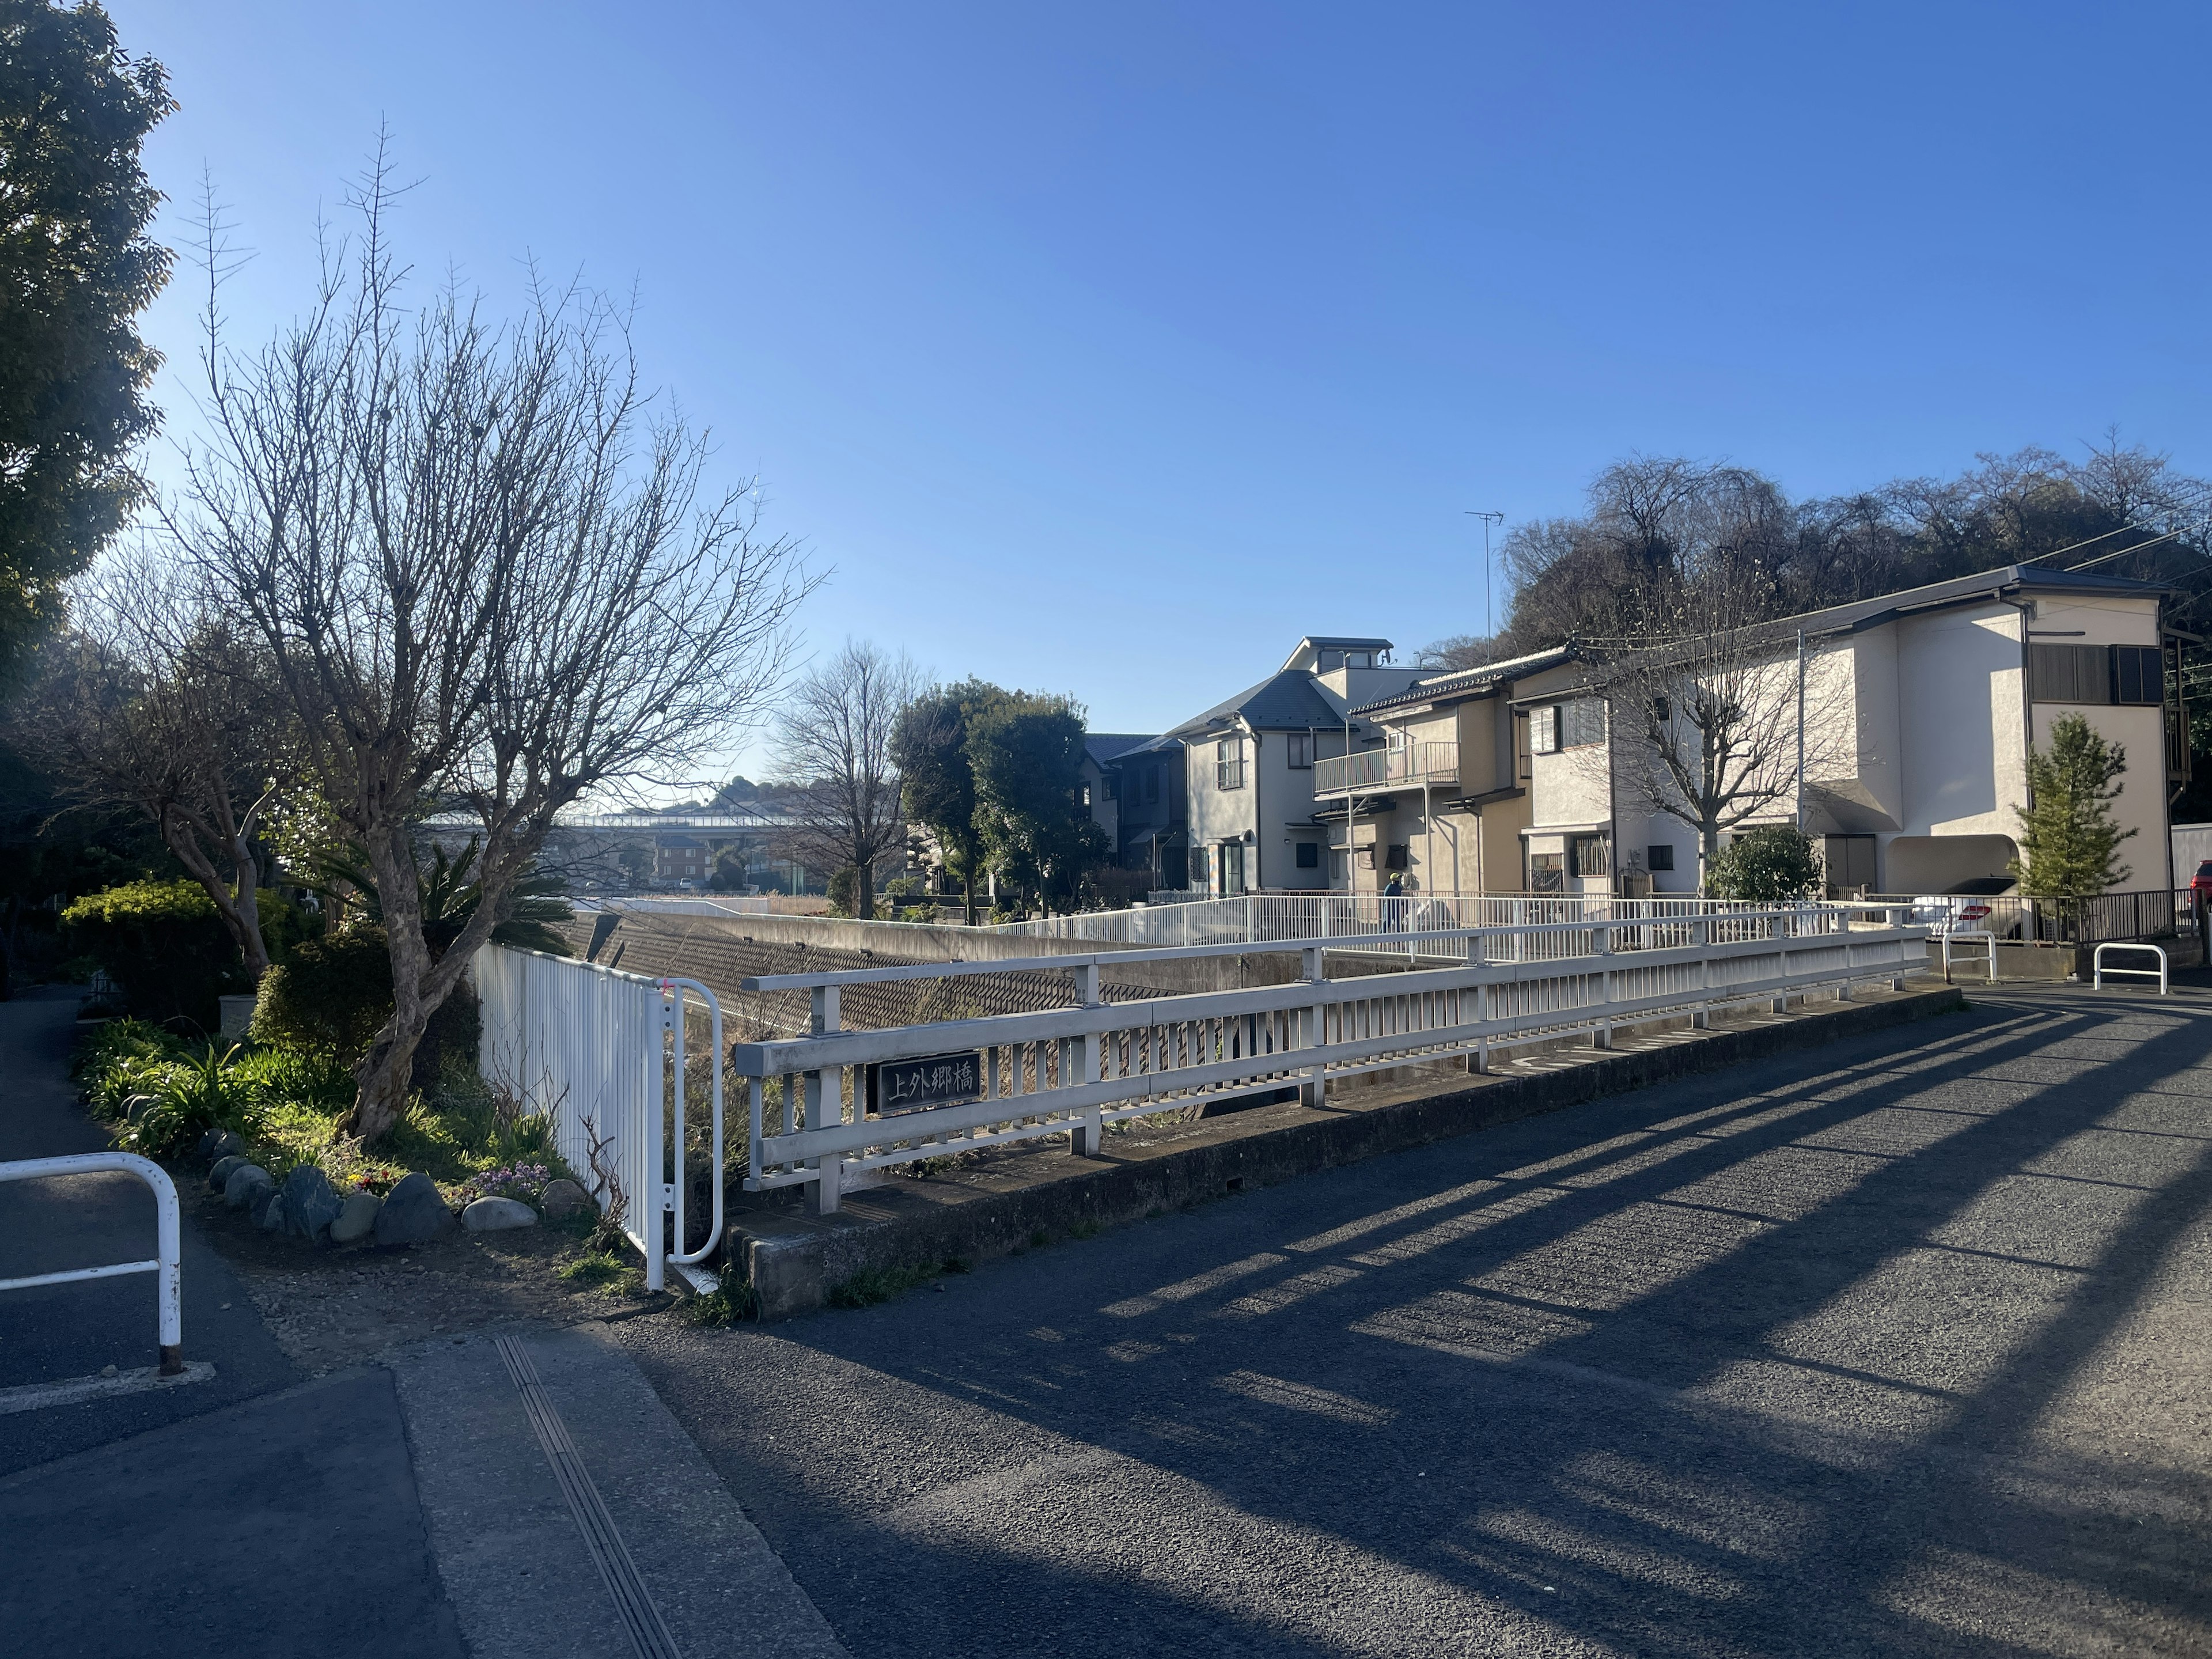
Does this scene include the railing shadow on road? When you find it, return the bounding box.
[681,990,2212,1657]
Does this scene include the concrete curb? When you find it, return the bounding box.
[730,984,1969,1320]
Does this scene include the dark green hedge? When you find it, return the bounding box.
[60,879,303,1029]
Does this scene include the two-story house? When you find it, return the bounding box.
[1154,637,1424,895]
[1333,564,2188,898]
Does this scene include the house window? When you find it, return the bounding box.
[1286,732,1315,769]
[1528,851,1565,892]
[1562,699,1607,748]
[1648,844,1676,872]
[2114,644,2162,706]
[1570,835,1610,879]
[1081,782,1092,808]
[1653,696,1671,723]
[1190,845,1209,889]
[2029,643,2111,704]
[1145,766,1161,803]
[1295,841,1320,869]
[1530,706,1559,755]
[1216,737,1246,790]
[1384,843,1408,870]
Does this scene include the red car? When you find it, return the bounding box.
[2193,861,2212,902]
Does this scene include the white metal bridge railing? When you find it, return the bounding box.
[733,903,1930,1215]
[990,892,1817,955]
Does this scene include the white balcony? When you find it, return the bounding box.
[1312,740,1460,798]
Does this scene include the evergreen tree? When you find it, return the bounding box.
[2012,714,2135,896]
[0,2,173,671]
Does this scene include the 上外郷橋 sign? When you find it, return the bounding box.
[867,1051,986,1116]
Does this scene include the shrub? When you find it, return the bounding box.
[62,880,239,1029]
[252,924,481,1082]
[113,1042,265,1160]
[251,925,393,1061]
[1707,826,1824,903]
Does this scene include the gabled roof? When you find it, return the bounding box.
[1767,562,2169,639]
[1166,668,1346,739]
[1354,564,2175,714]
[1350,644,1580,715]
[1082,732,1154,767]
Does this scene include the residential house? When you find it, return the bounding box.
[1103,736,1187,888]
[1334,564,2188,898]
[1152,637,1425,895]
[1310,645,1576,894]
[1079,733,1155,857]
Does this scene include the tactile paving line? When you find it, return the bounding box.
[494,1334,681,1659]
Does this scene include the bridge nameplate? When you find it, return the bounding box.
[868,1052,985,1116]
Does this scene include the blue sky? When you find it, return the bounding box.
[111,2,2212,777]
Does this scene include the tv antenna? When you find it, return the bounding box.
[1466,511,1504,639]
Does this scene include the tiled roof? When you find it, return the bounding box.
[1166,669,1346,738]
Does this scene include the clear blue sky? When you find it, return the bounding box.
[110,1,2212,776]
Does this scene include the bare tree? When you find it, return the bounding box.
[772,639,921,919]
[1415,634,1498,671]
[1583,552,1850,888]
[18,548,281,976]
[163,151,813,1140]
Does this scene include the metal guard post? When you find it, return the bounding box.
[0,1152,183,1375]
[658,977,726,1273]
[2092,942,2169,995]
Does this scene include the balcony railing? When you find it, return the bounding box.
[1312,740,1460,797]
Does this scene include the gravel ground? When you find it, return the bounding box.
[183,1180,667,1375]
[616,985,2212,1658]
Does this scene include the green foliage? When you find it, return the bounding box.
[0,1,174,671]
[559,1252,640,1294]
[62,877,241,1026]
[892,683,987,896]
[967,690,1109,910]
[313,836,573,959]
[2013,714,2136,896]
[251,925,393,1062]
[680,1262,759,1326]
[1707,825,1824,903]
[113,1042,263,1160]
[825,1257,961,1308]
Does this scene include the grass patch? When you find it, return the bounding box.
[826,1257,966,1309]
[1069,1218,1100,1240]
[559,1252,640,1295]
[681,1263,759,1326]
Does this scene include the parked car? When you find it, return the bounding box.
[2190,861,2212,901]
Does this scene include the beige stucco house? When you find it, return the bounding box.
[1319,565,2188,898]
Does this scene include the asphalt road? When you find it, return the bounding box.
[623,985,2212,1658]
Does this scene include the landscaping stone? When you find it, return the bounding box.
[208,1154,248,1192]
[539,1178,591,1219]
[195,1128,222,1161]
[224,1164,273,1209]
[279,1166,346,1243]
[461,1196,537,1233]
[252,1187,286,1230]
[210,1131,247,1162]
[329,1191,381,1245]
[373,1172,456,1247]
